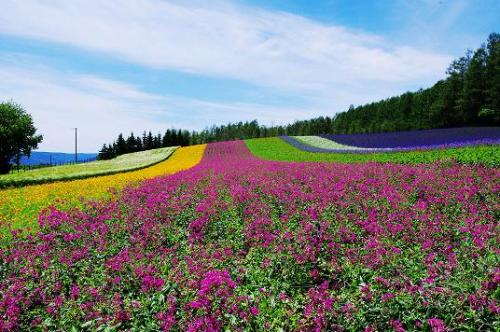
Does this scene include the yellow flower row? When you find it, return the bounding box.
[0,144,207,239]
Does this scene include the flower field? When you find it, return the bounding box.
[0,140,498,331]
[0,145,206,239]
[0,147,179,188]
[284,135,500,154]
[291,136,372,151]
[321,127,500,149]
[249,137,500,167]
[283,128,500,154]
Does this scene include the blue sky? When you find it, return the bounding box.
[0,0,498,152]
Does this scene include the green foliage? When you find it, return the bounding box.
[479,108,500,122]
[101,130,191,160]
[485,33,500,114]
[245,137,500,167]
[331,33,500,133]
[0,101,43,174]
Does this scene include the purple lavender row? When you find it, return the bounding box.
[280,136,500,154]
[320,127,500,148]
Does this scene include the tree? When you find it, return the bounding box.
[125,133,136,152]
[0,101,43,174]
[146,131,154,150]
[98,144,114,160]
[115,133,127,155]
[162,130,170,147]
[462,47,487,124]
[135,136,143,151]
[484,33,500,116]
[154,133,162,148]
[142,131,148,149]
[171,130,178,146]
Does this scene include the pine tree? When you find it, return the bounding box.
[181,130,190,146]
[115,133,127,155]
[190,131,197,145]
[142,131,148,149]
[126,132,137,153]
[98,144,109,160]
[146,131,154,150]
[154,133,161,148]
[136,136,143,151]
[162,131,169,147]
[171,130,178,146]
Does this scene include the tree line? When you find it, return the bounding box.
[98,129,191,159]
[330,32,500,133]
[100,33,499,159]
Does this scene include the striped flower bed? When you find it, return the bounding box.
[320,127,500,148]
[282,128,500,153]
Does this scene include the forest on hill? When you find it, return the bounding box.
[331,32,500,133]
[99,33,499,159]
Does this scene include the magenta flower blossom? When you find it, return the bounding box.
[71,284,79,300]
[391,319,406,332]
[427,318,446,332]
[250,307,259,316]
[141,276,165,293]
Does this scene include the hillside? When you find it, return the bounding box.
[0,146,178,188]
[1,139,498,331]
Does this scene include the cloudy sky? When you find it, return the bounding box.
[0,0,498,152]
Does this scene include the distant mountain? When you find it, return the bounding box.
[18,152,98,166]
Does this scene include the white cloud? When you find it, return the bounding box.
[0,66,166,152]
[0,0,461,152]
[0,0,452,95]
[0,63,335,152]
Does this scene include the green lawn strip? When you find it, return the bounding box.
[0,146,179,188]
[292,136,371,150]
[245,137,500,167]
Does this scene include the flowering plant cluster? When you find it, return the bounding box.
[0,141,498,331]
[0,146,178,189]
[248,136,500,166]
[0,145,205,239]
[284,134,500,153]
[320,126,500,149]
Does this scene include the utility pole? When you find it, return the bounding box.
[74,128,78,163]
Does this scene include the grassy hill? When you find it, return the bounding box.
[0,147,178,188]
[245,137,500,166]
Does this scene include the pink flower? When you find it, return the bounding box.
[141,275,165,292]
[391,319,406,332]
[250,307,259,316]
[381,293,395,302]
[199,270,236,295]
[71,284,79,300]
[427,318,446,332]
[189,300,205,309]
